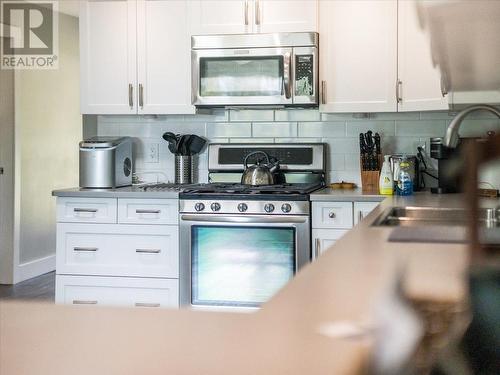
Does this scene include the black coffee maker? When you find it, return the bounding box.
[430,137,461,194]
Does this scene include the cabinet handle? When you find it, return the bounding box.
[139,83,144,109]
[136,209,161,214]
[396,79,403,103]
[135,248,161,254]
[73,208,98,213]
[128,83,134,108]
[72,300,98,305]
[321,81,326,104]
[0,167,4,175]
[135,302,160,308]
[255,0,260,25]
[314,238,320,260]
[244,0,249,25]
[358,211,364,223]
[328,211,336,219]
[74,247,98,252]
[440,75,448,97]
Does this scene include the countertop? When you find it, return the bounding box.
[52,186,180,199]
[309,187,387,201]
[3,193,497,374]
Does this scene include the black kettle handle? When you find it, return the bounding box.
[244,151,270,168]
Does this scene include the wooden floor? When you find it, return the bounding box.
[0,272,55,302]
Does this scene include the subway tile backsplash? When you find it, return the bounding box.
[96,109,500,185]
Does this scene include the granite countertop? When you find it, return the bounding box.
[3,193,497,374]
[310,187,387,201]
[52,186,180,199]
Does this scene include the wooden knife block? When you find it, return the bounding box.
[360,155,383,193]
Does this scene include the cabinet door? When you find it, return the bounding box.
[319,0,397,113]
[312,229,348,260]
[80,0,137,114]
[137,0,195,114]
[255,0,318,33]
[353,201,380,225]
[397,0,448,112]
[189,0,252,35]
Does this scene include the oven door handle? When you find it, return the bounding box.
[180,214,308,224]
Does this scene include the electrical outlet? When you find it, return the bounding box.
[145,142,159,163]
[413,140,427,153]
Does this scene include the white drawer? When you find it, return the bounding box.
[118,199,178,225]
[57,197,117,224]
[56,223,179,278]
[55,275,179,308]
[312,202,353,229]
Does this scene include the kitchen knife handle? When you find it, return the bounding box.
[128,83,134,108]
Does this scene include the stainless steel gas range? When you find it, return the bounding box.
[179,143,326,310]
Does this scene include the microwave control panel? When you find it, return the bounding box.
[294,55,314,96]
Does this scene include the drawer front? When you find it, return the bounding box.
[57,223,179,278]
[312,202,353,229]
[118,199,178,225]
[312,229,349,260]
[55,275,179,308]
[354,201,380,225]
[57,197,117,224]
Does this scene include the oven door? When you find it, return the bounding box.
[179,214,310,310]
[192,47,293,107]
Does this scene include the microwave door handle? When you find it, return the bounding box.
[283,52,292,99]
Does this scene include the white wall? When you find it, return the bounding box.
[96,109,500,186]
[15,13,81,265]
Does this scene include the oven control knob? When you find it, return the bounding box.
[211,202,221,212]
[281,203,292,213]
[194,203,205,212]
[264,203,275,213]
[238,203,248,212]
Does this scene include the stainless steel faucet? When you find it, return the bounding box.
[444,104,500,148]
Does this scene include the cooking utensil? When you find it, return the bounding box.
[187,135,207,156]
[241,151,279,186]
[162,132,178,154]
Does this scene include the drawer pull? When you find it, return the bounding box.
[328,212,336,219]
[135,302,160,308]
[135,248,161,254]
[136,209,161,214]
[72,300,98,305]
[74,208,98,213]
[74,247,98,252]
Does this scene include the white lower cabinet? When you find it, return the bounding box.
[312,229,349,259]
[56,275,179,308]
[55,197,180,308]
[353,202,381,225]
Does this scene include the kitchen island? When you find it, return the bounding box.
[2,193,496,374]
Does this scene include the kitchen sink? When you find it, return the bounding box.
[373,206,500,228]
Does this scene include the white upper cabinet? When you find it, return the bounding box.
[189,0,251,35]
[80,0,137,114]
[397,0,448,112]
[189,0,317,35]
[137,0,194,114]
[255,0,318,33]
[80,0,194,115]
[319,0,398,113]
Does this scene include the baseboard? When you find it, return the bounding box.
[15,254,56,283]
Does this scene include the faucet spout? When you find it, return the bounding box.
[444,104,500,149]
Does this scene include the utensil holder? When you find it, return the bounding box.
[360,155,383,193]
[175,155,194,184]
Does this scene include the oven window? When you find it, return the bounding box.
[191,226,295,308]
[199,56,283,97]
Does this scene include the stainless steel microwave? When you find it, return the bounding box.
[191,32,319,108]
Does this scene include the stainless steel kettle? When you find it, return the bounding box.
[241,151,279,186]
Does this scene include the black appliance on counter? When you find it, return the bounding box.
[430,137,461,194]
